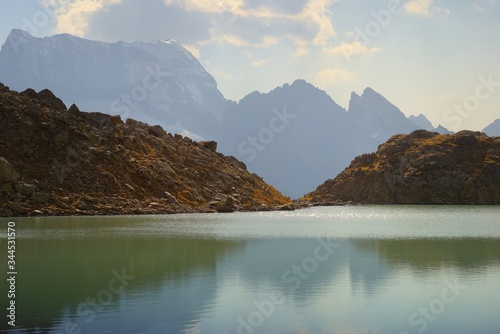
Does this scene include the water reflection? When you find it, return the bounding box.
[0,235,243,332]
[1,215,499,333]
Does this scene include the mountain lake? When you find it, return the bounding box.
[1,205,499,333]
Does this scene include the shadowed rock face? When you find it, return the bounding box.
[0,83,290,216]
[304,130,500,205]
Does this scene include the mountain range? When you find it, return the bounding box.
[2,29,494,198]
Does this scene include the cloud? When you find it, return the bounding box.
[467,0,497,13]
[244,52,271,67]
[43,0,339,59]
[315,67,354,86]
[43,0,122,36]
[188,0,337,53]
[85,0,213,44]
[241,0,308,15]
[323,41,381,58]
[251,58,272,67]
[404,0,450,19]
[292,40,310,57]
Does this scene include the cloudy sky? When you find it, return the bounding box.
[1,0,499,131]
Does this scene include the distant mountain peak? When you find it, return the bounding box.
[0,29,226,139]
[409,114,435,131]
[243,78,340,105]
[290,78,310,86]
[362,87,377,95]
[350,91,361,99]
[360,87,392,105]
[9,29,34,39]
[483,118,500,136]
[3,29,34,52]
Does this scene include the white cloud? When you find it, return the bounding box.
[164,0,243,15]
[165,0,338,52]
[292,42,310,58]
[43,0,122,36]
[214,34,279,48]
[323,41,381,58]
[44,0,339,59]
[404,0,449,19]
[315,67,354,86]
[251,58,272,67]
[467,0,497,13]
[244,52,271,67]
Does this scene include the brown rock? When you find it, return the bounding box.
[68,103,81,115]
[0,83,290,216]
[164,192,179,204]
[21,88,39,100]
[7,201,27,213]
[148,125,167,137]
[304,130,500,205]
[15,183,37,197]
[0,157,20,182]
[200,141,218,152]
[32,192,50,204]
[37,89,67,111]
[275,203,296,211]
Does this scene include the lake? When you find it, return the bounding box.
[1,206,500,334]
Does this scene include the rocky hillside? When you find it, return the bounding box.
[303,130,500,205]
[0,83,291,216]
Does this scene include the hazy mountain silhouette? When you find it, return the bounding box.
[0,30,453,198]
[483,119,500,136]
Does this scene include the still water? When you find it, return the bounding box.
[1,206,500,334]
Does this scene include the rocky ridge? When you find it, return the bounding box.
[0,83,291,216]
[303,130,500,205]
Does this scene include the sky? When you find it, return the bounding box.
[0,0,499,131]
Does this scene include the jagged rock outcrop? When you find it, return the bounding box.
[303,130,500,204]
[0,83,291,216]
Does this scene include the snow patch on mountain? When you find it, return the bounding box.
[0,29,226,139]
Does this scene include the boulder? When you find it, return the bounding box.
[275,203,296,211]
[7,201,27,213]
[32,192,50,204]
[200,141,217,152]
[15,183,37,197]
[148,125,167,138]
[0,158,20,182]
[67,103,81,115]
[37,89,67,111]
[164,192,179,204]
[21,88,39,100]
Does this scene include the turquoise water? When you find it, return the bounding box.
[1,206,499,333]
